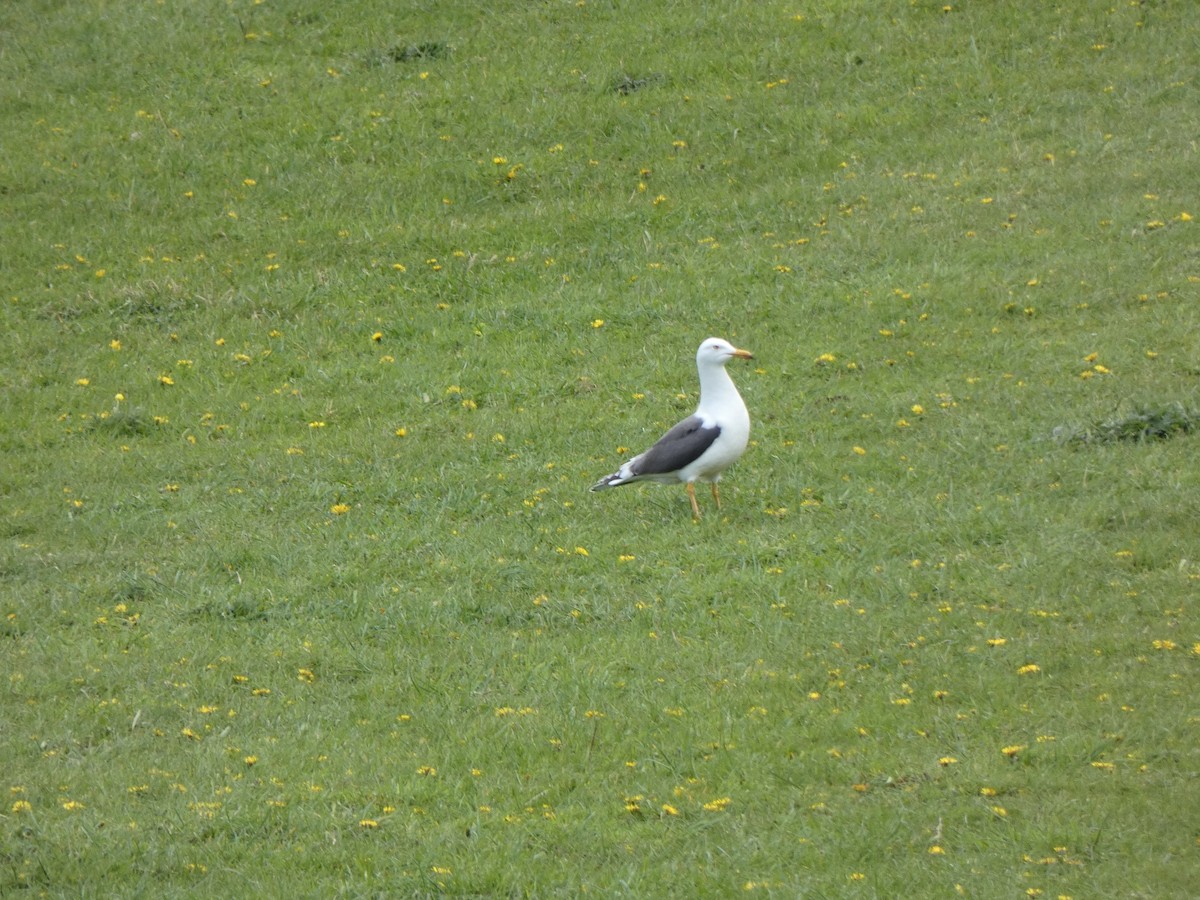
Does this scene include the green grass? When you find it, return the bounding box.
[2,0,1198,895]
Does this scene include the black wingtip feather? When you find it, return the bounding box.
[590,473,624,492]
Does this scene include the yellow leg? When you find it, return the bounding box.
[711,483,721,509]
[686,483,702,520]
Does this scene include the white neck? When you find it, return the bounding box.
[696,362,743,416]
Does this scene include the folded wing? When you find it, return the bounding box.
[631,416,720,477]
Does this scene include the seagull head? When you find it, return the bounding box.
[697,337,754,367]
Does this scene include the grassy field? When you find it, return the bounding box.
[2,0,1198,895]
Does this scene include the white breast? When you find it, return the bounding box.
[679,398,750,483]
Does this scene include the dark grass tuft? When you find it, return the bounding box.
[610,72,665,95]
[390,41,451,63]
[90,406,152,436]
[1055,402,1200,445]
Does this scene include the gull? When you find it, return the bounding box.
[591,337,753,519]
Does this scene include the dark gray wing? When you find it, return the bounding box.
[630,415,720,476]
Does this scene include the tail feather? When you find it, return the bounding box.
[593,454,646,491]
[590,472,628,492]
